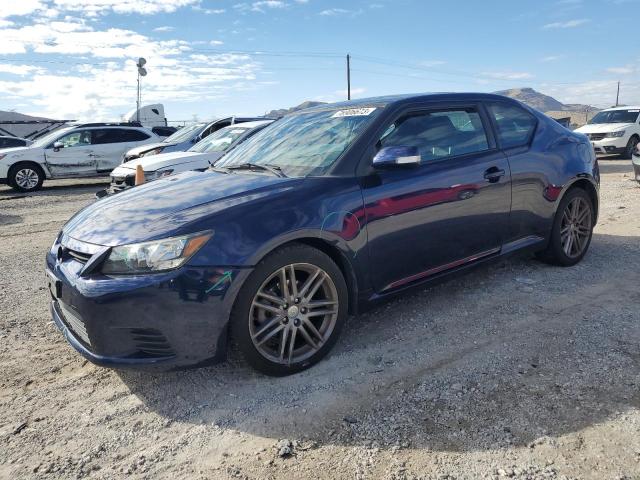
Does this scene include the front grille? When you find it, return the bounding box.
[129,328,174,357]
[110,175,135,192]
[66,249,92,264]
[59,302,91,346]
[588,133,606,141]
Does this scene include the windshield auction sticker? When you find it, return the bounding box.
[331,107,377,118]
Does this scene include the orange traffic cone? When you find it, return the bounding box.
[135,164,145,186]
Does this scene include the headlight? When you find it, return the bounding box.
[605,130,625,138]
[102,231,213,274]
[141,147,164,157]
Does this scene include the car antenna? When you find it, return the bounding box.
[230,116,235,125]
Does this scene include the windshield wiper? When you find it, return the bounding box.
[225,163,287,178]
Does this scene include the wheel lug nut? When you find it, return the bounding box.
[293,319,300,326]
[282,318,289,324]
[294,298,300,304]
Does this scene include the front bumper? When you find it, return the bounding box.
[46,245,251,370]
[589,136,627,155]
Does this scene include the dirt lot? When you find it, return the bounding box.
[0,161,639,480]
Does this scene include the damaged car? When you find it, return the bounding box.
[46,93,599,375]
[0,122,159,192]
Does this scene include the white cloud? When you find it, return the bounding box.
[51,0,200,16]
[482,71,533,80]
[606,66,635,75]
[540,55,563,62]
[319,7,362,16]
[153,26,174,32]
[542,18,589,28]
[542,80,639,108]
[0,63,44,75]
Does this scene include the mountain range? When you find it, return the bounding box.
[267,88,598,118]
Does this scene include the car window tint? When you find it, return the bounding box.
[0,138,24,147]
[91,129,121,145]
[57,130,92,148]
[120,129,151,142]
[378,109,489,162]
[488,103,537,149]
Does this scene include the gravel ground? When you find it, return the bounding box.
[0,161,639,480]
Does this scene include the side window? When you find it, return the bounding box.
[488,103,537,149]
[378,108,489,163]
[120,129,151,142]
[56,130,92,148]
[91,129,150,144]
[91,129,121,145]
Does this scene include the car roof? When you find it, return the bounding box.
[600,105,640,111]
[221,120,273,130]
[292,92,526,114]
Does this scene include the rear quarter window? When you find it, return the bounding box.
[488,103,537,149]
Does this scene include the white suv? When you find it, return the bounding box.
[575,106,640,159]
[0,123,158,192]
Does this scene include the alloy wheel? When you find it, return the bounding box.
[249,263,339,365]
[560,196,592,258]
[15,168,40,190]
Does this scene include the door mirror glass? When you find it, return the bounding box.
[373,146,421,167]
[52,141,63,152]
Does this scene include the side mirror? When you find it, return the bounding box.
[53,141,63,152]
[373,146,421,168]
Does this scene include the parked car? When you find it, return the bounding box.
[0,136,32,149]
[574,106,640,158]
[0,123,159,192]
[102,120,273,196]
[46,93,599,376]
[151,126,178,138]
[122,117,269,162]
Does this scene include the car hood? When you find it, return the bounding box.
[126,141,176,157]
[114,151,216,172]
[575,123,633,134]
[0,146,30,156]
[63,170,301,246]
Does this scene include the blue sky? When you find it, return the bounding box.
[0,0,638,122]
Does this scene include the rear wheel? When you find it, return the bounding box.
[9,162,45,192]
[623,136,639,160]
[230,244,348,376]
[537,188,594,266]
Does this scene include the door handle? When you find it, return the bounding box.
[483,167,505,183]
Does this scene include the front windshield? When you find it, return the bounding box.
[188,126,248,153]
[163,123,205,143]
[30,127,73,148]
[589,109,639,124]
[216,107,381,177]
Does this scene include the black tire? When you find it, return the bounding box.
[537,188,594,266]
[8,162,45,192]
[623,136,639,160]
[230,244,348,376]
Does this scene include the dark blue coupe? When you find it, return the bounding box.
[46,93,599,375]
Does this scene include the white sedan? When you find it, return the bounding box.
[102,120,273,195]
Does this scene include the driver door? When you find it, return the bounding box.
[361,104,512,293]
[44,130,97,177]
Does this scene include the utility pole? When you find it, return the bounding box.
[615,81,620,107]
[136,58,147,123]
[346,54,351,100]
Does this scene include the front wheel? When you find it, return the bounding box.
[9,162,45,192]
[623,136,639,160]
[537,188,594,266]
[230,244,348,376]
